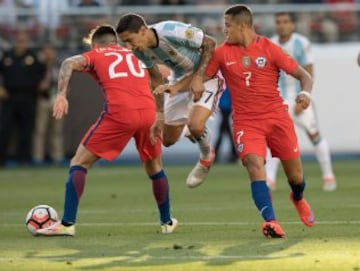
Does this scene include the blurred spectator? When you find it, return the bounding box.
[0,31,46,166]
[24,0,70,44]
[78,0,101,6]
[214,88,238,163]
[290,0,322,2]
[160,0,187,4]
[193,0,231,4]
[120,0,150,4]
[325,0,357,41]
[74,0,110,47]
[0,0,17,40]
[33,44,65,166]
[201,17,223,42]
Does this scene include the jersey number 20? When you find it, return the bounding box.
[105,52,145,79]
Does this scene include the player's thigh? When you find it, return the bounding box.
[164,92,191,126]
[293,103,319,135]
[134,110,162,162]
[194,76,224,113]
[232,121,267,160]
[81,112,134,161]
[187,105,212,132]
[268,115,300,160]
[163,123,185,145]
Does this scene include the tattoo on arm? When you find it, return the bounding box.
[57,55,88,96]
[194,35,216,77]
[148,65,165,112]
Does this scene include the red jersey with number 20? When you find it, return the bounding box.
[82,45,155,113]
[206,35,298,121]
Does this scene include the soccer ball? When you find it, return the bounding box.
[25,205,59,235]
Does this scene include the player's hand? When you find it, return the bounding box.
[52,94,69,120]
[190,75,205,102]
[152,84,177,95]
[295,91,311,110]
[294,103,305,115]
[150,119,163,145]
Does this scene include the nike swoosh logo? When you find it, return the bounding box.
[308,211,315,223]
[225,61,237,66]
[260,206,268,215]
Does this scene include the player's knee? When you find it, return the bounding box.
[187,123,205,138]
[286,171,303,184]
[162,138,177,147]
[308,132,321,145]
[243,155,265,179]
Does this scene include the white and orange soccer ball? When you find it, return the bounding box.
[25,205,59,236]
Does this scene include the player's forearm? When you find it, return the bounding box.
[57,55,87,96]
[154,93,164,114]
[194,35,216,78]
[57,60,73,97]
[173,75,194,92]
[304,64,313,78]
[299,69,313,93]
[148,65,165,89]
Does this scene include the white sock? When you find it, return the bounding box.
[314,138,335,179]
[195,127,211,160]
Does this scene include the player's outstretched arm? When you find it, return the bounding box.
[53,55,88,119]
[191,34,216,101]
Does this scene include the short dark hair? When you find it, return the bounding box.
[116,13,147,34]
[83,24,117,45]
[275,12,296,23]
[225,4,253,26]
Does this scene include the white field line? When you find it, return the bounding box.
[0,252,358,262]
[2,220,360,227]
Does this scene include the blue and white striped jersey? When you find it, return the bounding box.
[271,32,314,101]
[133,20,204,81]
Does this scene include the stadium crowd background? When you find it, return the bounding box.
[0,0,359,50]
[0,0,359,165]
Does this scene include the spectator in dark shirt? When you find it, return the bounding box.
[0,31,46,166]
[78,0,101,6]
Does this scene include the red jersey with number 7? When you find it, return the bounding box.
[82,45,155,114]
[206,35,298,121]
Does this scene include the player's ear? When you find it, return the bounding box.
[139,25,147,36]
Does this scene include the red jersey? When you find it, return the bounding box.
[206,35,298,121]
[82,45,155,113]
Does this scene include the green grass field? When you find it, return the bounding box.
[0,160,359,271]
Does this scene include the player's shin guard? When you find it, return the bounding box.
[289,179,306,200]
[62,165,87,225]
[251,181,276,222]
[149,170,171,224]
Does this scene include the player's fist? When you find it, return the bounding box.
[295,91,311,110]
